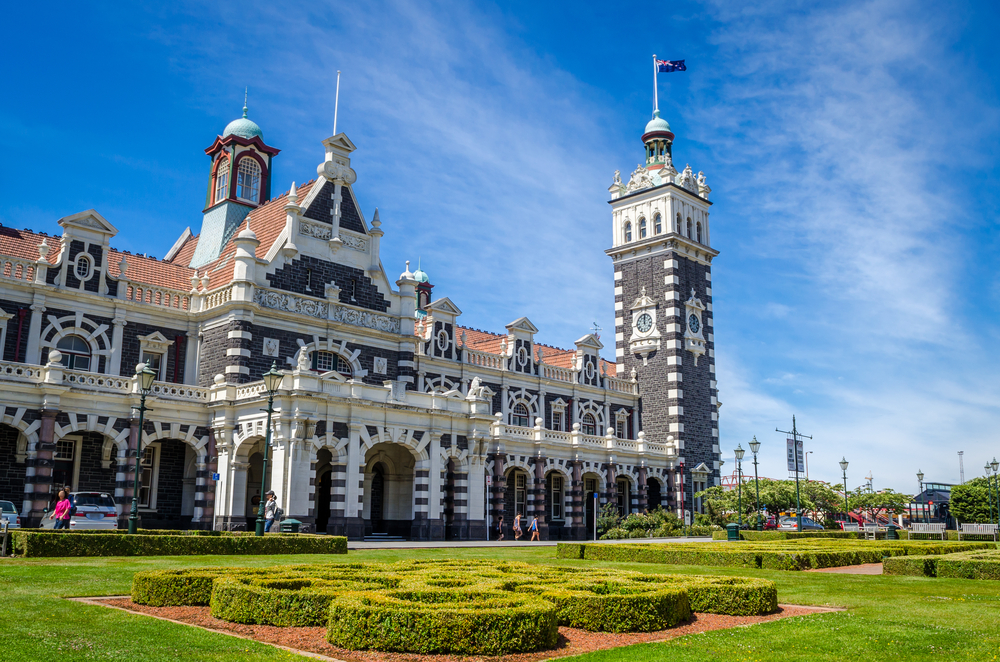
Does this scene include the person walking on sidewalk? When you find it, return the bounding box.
[263,491,279,533]
[496,515,505,541]
[513,513,523,540]
[529,515,540,541]
[50,490,72,530]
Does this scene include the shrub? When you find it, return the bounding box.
[886,549,1000,580]
[12,531,347,557]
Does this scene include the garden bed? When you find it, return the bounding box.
[88,596,833,662]
[883,548,1000,579]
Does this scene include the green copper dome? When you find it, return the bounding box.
[223,103,263,140]
[643,109,671,135]
[413,268,429,283]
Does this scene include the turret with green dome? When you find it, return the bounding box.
[640,109,675,170]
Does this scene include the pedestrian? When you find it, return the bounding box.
[529,514,540,541]
[50,490,72,530]
[496,514,505,541]
[513,512,523,540]
[263,490,278,533]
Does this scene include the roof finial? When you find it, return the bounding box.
[243,87,248,118]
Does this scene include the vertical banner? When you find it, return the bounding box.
[786,438,805,473]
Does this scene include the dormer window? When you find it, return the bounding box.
[214,158,230,203]
[74,254,93,281]
[236,157,261,203]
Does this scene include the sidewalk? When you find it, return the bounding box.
[347,536,713,550]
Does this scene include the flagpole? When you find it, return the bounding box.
[652,54,659,112]
[333,70,341,135]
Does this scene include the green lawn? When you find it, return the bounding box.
[1,547,998,661]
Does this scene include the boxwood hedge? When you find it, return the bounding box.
[131,559,778,654]
[557,539,994,570]
[884,549,1000,579]
[12,531,347,557]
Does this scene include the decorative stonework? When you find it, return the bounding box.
[254,289,329,319]
[338,232,367,252]
[298,220,367,252]
[330,305,400,334]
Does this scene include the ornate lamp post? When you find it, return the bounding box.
[992,458,1000,525]
[128,363,157,535]
[749,436,762,531]
[916,470,926,524]
[734,444,745,529]
[255,362,284,537]
[839,457,849,524]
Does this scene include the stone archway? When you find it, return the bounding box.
[314,448,333,534]
[647,477,662,511]
[0,424,26,507]
[362,442,414,538]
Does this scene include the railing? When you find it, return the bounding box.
[149,383,209,402]
[605,375,637,394]
[0,361,42,382]
[541,364,575,383]
[63,370,133,393]
[234,381,267,399]
[464,348,506,370]
[505,425,534,440]
[124,283,190,310]
[613,438,638,451]
[581,434,606,448]
[0,257,36,283]
[543,430,571,443]
[203,285,233,310]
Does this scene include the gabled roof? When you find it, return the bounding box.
[58,210,118,236]
[425,297,462,316]
[455,325,616,375]
[506,317,539,334]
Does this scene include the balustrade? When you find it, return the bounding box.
[0,257,35,283]
[124,283,191,310]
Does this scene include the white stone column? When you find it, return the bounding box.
[24,297,46,364]
[287,439,313,520]
[345,424,363,518]
[110,310,126,375]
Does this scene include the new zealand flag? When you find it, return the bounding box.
[656,59,686,73]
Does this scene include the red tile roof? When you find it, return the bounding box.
[0,226,62,264]
[456,325,616,373]
[166,233,199,266]
[107,250,196,291]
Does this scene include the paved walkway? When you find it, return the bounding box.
[807,563,883,575]
[347,536,713,550]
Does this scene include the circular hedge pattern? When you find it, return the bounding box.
[132,560,777,655]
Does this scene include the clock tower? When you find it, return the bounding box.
[606,109,720,520]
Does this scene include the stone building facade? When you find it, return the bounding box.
[0,103,720,538]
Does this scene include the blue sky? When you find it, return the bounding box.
[2,1,999,492]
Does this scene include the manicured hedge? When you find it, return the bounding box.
[132,559,779,654]
[12,531,347,557]
[558,540,994,570]
[711,530,858,541]
[884,549,1000,580]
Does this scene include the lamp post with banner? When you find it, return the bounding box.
[917,470,926,524]
[839,457,850,524]
[734,444,745,529]
[128,363,157,535]
[777,416,811,531]
[749,437,762,531]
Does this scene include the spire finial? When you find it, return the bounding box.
[243,87,248,118]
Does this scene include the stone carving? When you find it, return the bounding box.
[299,220,333,240]
[329,304,401,334]
[338,233,367,252]
[676,164,696,192]
[697,171,711,199]
[613,169,622,186]
[297,348,312,370]
[254,289,330,319]
[625,164,654,193]
[373,356,387,374]
[262,338,279,357]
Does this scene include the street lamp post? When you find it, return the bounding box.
[255,362,284,537]
[839,457,849,524]
[128,363,157,535]
[749,437,762,531]
[916,470,926,524]
[992,458,1000,526]
[734,444,745,529]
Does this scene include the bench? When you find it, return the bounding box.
[842,524,859,532]
[909,522,947,540]
[862,524,885,540]
[957,523,998,541]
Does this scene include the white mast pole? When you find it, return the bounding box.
[333,70,342,135]
[652,55,659,112]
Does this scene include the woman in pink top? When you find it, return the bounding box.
[50,490,71,530]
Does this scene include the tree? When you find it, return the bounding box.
[850,488,910,523]
[694,478,843,526]
[950,477,994,524]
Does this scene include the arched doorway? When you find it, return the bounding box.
[363,442,414,538]
[505,468,529,522]
[443,458,456,540]
[647,478,661,511]
[315,449,333,534]
[617,477,632,517]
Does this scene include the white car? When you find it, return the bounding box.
[41,492,119,530]
[0,500,20,529]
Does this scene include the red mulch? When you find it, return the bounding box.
[95,598,835,661]
[806,563,883,575]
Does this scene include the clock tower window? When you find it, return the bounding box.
[214,157,230,203]
[686,218,693,238]
[236,157,262,203]
[696,222,703,244]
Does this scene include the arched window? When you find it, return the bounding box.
[686,218,693,238]
[312,351,352,378]
[696,222,703,243]
[214,158,230,203]
[56,335,91,371]
[512,403,530,427]
[624,222,632,243]
[639,218,647,239]
[676,213,682,235]
[654,213,662,234]
[236,158,261,203]
[582,413,597,436]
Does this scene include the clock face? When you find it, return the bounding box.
[688,314,700,334]
[636,313,653,333]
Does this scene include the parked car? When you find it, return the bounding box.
[41,492,118,530]
[763,515,779,530]
[0,500,20,529]
[777,515,824,531]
